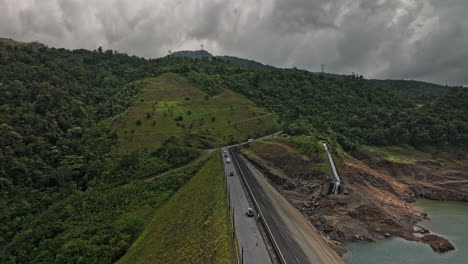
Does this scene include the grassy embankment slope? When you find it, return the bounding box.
[118,152,233,264]
[242,138,333,176]
[112,72,280,151]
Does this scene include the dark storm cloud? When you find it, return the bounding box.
[0,0,466,85]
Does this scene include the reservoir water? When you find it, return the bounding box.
[345,199,468,264]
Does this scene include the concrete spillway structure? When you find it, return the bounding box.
[322,143,341,194]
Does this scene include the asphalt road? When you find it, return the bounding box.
[221,147,272,264]
[230,147,345,264]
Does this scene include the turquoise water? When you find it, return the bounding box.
[345,199,468,264]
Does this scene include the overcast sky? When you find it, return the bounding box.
[1,0,467,85]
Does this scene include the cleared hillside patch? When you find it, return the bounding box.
[360,145,432,164]
[111,73,279,151]
[117,152,233,264]
[243,138,332,179]
[359,145,468,167]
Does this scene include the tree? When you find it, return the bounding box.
[0,124,22,155]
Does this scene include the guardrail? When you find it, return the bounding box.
[228,146,287,264]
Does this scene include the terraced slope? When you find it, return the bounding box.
[112,72,279,151]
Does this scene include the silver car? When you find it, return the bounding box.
[246,208,254,217]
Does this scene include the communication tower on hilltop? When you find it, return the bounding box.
[201,44,204,51]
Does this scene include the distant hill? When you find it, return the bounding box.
[170,50,276,69]
[170,50,213,60]
[369,79,453,97]
[217,55,277,70]
[170,49,454,97]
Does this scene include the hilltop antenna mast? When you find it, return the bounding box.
[200,44,204,51]
[168,50,172,56]
[321,64,325,75]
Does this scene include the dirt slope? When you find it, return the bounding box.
[241,140,467,255]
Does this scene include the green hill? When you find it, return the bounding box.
[170,50,213,60]
[369,79,453,97]
[169,49,454,98]
[111,72,280,151]
[170,50,277,70]
[217,55,277,70]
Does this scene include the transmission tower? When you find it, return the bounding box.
[201,44,204,51]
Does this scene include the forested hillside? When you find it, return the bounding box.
[170,49,276,70]
[181,65,467,152]
[369,79,453,97]
[0,37,467,263]
[0,38,202,263]
[169,49,458,98]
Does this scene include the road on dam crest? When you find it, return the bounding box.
[225,141,344,264]
[222,146,272,264]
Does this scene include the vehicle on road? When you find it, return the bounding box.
[248,138,253,143]
[226,158,231,163]
[224,154,228,157]
[246,208,254,217]
[229,171,234,176]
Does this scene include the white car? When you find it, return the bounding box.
[246,208,254,217]
[248,138,253,143]
[226,158,231,163]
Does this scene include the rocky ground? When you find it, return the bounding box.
[241,140,468,255]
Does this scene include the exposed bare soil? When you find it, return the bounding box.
[241,141,468,256]
[370,159,468,201]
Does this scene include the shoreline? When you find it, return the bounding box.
[241,147,466,256]
[344,198,468,264]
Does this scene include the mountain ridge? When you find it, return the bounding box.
[169,49,456,97]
